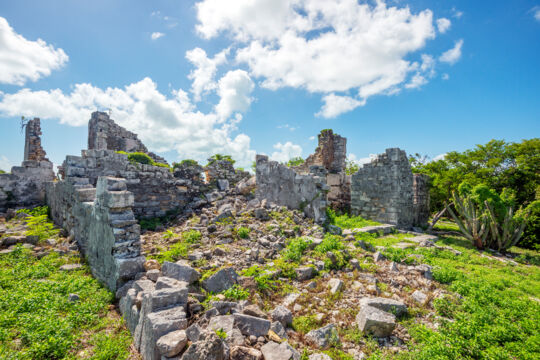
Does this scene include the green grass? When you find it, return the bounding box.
[388,236,540,360]
[292,315,321,335]
[150,230,202,263]
[327,208,380,229]
[0,246,131,359]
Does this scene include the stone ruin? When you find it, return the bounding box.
[350,148,429,229]
[88,111,168,165]
[0,118,55,213]
[0,114,433,360]
[255,130,430,229]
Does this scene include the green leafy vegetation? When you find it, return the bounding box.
[0,246,131,359]
[282,237,312,262]
[24,215,60,241]
[116,151,170,169]
[0,169,5,174]
[172,159,199,168]
[16,206,49,217]
[214,328,227,340]
[326,208,380,229]
[411,138,539,249]
[292,315,321,335]
[207,154,235,166]
[222,285,250,300]
[150,230,201,263]
[236,226,250,239]
[345,159,360,175]
[286,156,304,167]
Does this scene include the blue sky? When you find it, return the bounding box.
[0,0,539,171]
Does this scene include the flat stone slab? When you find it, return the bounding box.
[352,224,396,235]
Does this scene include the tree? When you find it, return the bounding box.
[286,157,304,167]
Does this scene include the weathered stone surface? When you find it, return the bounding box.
[355,305,396,337]
[359,297,407,317]
[260,341,300,360]
[162,262,201,284]
[255,155,327,224]
[156,330,187,357]
[202,268,238,293]
[327,278,343,294]
[186,323,202,342]
[155,277,188,290]
[207,315,235,334]
[180,332,225,360]
[412,290,428,304]
[308,354,332,360]
[295,266,316,281]
[271,306,292,327]
[242,304,267,319]
[233,314,271,337]
[230,346,263,360]
[305,324,340,349]
[351,148,429,228]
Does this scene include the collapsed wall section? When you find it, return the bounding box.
[88,111,167,165]
[255,154,328,223]
[0,118,55,213]
[61,150,190,219]
[351,148,415,228]
[47,176,144,290]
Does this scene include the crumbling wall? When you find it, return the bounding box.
[351,148,415,228]
[413,174,430,227]
[255,154,328,223]
[24,118,48,162]
[46,176,144,290]
[0,118,55,213]
[295,129,349,210]
[60,150,190,219]
[297,129,347,173]
[204,159,250,189]
[88,111,167,165]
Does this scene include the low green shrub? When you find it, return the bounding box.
[236,227,250,239]
[25,214,60,241]
[16,206,49,217]
[222,285,250,300]
[282,237,312,262]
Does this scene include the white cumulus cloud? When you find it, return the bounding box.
[215,70,254,119]
[196,0,442,117]
[186,47,229,101]
[151,32,165,40]
[436,18,451,33]
[440,39,463,65]
[0,155,11,172]
[0,77,256,167]
[0,17,68,86]
[317,94,365,118]
[532,6,540,22]
[271,141,303,163]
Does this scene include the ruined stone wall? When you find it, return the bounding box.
[61,150,190,219]
[88,111,167,165]
[204,159,250,189]
[297,129,347,173]
[24,118,48,162]
[255,155,328,223]
[413,174,430,228]
[326,172,351,211]
[0,118,55,213]
[351,148,415,228]
[46,176,144,290]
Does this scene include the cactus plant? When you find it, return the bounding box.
[445,191,490,249]
[485,201,529,252]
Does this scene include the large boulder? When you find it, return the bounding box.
[181,332,225,360]
[162,262,201,284]
[305,324,340,349]
[203,268,238,293]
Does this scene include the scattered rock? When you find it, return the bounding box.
[161,261,200,284]
[233,313,271,337]
[260,341,300,360]
[305,324,340,349]
[203,268,238,293]
[271,306,293,327]
[327,278,343,294]
[230,346,263,360]
[412,290,428,304]
[156,330,187,357]
[68,293,80,302]
[60,263,82,271]
[295,266,316,281]
[181,332,225,360]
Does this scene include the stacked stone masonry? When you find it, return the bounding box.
[295,130,350,211]
[60,149,191,219]
[255,154,328,224]
[351,148,429,228]
[46,176,144,291]
[0,118,55,213]
[88,111,167,165]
